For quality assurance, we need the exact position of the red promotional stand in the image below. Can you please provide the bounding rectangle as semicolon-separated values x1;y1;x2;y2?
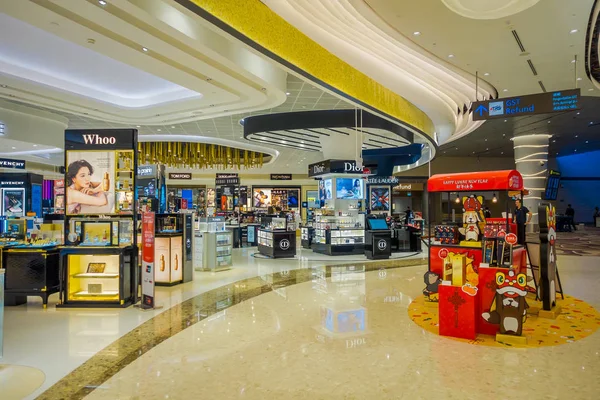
426;170;527;339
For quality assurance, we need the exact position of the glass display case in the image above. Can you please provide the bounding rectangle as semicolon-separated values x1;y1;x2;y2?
257;228;296;258
116;150;135;214
313;215;365;256
67;218;133;247
58;246;136;307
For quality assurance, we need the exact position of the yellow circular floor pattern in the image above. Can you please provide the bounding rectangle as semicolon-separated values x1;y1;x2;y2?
408;294;600;348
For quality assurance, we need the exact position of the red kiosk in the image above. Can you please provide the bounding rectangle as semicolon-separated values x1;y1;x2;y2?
426;170;528;340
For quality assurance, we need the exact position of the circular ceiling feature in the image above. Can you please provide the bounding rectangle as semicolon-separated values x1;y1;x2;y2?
441;0;541;19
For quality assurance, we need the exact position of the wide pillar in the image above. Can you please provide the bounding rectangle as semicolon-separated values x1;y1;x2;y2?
513;134;550;229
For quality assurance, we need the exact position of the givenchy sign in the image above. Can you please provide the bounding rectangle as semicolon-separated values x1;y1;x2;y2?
0;158;26;169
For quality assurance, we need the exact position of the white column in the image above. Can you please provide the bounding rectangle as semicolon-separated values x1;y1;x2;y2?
513;134;551;229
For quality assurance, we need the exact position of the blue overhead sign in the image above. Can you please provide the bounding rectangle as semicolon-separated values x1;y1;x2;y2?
472;89;580;121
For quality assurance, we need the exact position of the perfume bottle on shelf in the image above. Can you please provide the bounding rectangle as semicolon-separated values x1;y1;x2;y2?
160;254;165;272
102;172;110;192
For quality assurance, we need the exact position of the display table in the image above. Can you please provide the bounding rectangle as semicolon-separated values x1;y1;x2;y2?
58;246;137;308
364;230;391;260
258;229;296;258
3;247;60;307
154;233;183;286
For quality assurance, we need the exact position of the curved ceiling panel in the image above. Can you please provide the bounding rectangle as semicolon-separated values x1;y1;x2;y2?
180;0;436;149
441;0;541;20
261;0;497;144
0;0;287;124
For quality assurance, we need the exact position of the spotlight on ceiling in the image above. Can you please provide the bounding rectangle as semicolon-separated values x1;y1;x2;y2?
492;193;498;203
570;29;578;34
142;47;148;52
455;194;460;204
448;54;455;58
483;72;490;76
413;31;421;36
99;0;107;5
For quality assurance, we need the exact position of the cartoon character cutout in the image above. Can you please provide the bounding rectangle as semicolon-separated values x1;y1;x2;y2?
458;195;483;241
542;205;557;307
423;271;441;302
482;269;529;336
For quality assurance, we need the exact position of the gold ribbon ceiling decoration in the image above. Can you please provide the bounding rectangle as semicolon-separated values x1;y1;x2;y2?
137;142;267;170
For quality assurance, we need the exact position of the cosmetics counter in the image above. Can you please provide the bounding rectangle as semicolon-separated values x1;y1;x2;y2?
153;213;193;286
312;214;365;256
257;217;296;259
194;217;233;271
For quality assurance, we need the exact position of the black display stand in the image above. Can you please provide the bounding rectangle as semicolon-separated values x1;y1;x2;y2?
57;246;137;308
408;226;422;252
3;247;60;307
243;224;260;247
391;228;410;252
0;172;44;218
227;226;242;248
258;229;296;258
365;230;391;260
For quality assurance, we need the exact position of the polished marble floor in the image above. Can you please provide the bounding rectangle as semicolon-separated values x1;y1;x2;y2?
77;255;600;400
1;244;426;399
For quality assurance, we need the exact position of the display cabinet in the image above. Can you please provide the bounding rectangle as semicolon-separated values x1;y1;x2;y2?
301;226;315;249
258;228;296;258
201;230;233;271
313;215;365;256
154;233;183;285
58;246;136;308
3;247;60;307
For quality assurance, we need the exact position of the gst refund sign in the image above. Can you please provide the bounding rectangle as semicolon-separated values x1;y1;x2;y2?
472;89;580;121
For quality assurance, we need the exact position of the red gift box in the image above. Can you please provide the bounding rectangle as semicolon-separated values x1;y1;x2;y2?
439;285;476;340
477;267;503;336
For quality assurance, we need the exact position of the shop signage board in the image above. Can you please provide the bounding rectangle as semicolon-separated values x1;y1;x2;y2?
215;173;239;185
394;183;424;191
137;165;156;177
308;159;365;177
169;173;192;180
472;89;580;121
0;158;26;169
271;174;292;180
141;212;155;309
427;170;523;192
366;176;399;185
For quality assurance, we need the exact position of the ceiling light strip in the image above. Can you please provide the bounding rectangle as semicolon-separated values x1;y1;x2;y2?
325;128;350;136
283;129;320;139
247;137;319;152
304;128;331;137
363;130;409;145
264;131;320;144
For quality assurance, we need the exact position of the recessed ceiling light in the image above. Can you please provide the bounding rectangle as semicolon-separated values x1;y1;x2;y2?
486;148;489;151
448;54;455;58
570;29;578;34
553;140;556;142
503;89;508;92
11;147;16;149
157;129;161;131
472;151;475;154
548;121;551;123
286;92;290;96
207;130;211;133
171;126;175;128
576;135;579;137
98;0;107;5
485;138;488;141
484;72;490;76
142;47;148;52
586;140;589;143
575;149;578;152
413;31;421;36
501;152;504;155
504;120;507;123
589;88;594;91
577;77;582;81
577;112;580;115
571;59;576;63
33;144;37;147
136;125;140;128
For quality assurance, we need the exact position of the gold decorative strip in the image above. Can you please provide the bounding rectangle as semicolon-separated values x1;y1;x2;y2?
187;0;435;138
138;142;266;169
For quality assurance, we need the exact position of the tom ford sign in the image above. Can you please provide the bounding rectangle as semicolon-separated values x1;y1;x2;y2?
169;173;192;180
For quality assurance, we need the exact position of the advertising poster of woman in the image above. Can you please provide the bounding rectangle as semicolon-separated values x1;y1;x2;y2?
66;151;115;214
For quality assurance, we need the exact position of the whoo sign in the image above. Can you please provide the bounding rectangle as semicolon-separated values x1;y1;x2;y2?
65;129;137;150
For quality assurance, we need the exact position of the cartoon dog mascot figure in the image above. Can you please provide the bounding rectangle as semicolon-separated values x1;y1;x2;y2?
423;271;442;302
482;269;529;335
459;195;484;241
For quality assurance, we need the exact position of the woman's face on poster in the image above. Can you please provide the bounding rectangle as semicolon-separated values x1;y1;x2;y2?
73;167;92;189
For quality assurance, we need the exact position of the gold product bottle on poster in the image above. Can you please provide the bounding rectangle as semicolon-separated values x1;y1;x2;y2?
160;254;165;271
102;172;110;192
174;254;178;270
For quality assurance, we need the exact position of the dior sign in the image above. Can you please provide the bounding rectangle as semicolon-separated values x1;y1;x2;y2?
344;162;362;172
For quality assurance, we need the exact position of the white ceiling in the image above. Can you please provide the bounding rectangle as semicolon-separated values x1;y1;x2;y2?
1;74;361;173
0;0;288;124
0;13;200;108
365;0;596;99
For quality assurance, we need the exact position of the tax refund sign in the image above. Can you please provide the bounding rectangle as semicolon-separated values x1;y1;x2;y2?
472;89;580;121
